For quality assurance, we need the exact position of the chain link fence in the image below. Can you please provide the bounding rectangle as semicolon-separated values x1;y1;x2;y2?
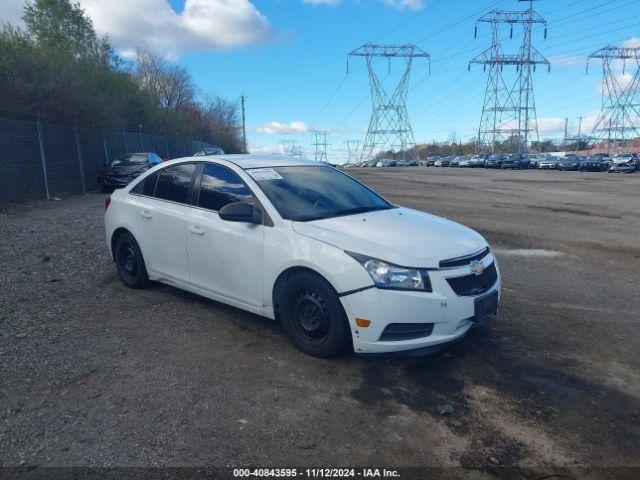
0;116;215;204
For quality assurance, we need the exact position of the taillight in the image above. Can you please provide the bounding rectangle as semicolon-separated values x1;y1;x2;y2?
105;195;111;210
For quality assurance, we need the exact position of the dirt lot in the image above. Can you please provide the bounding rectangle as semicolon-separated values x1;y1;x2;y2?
1;168;639;476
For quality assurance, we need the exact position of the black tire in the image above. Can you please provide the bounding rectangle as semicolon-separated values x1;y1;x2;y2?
114;231;149;289
278;272;351;358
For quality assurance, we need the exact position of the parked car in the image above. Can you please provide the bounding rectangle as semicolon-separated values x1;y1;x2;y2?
579;157;608;172
586;153;612;168
458;156;474;167
609;154;636;173
467;156;486;168
502;153;533;169
537;157;559;169
527;154;545;168
484;154;506;168
426;158;436;167
98;152;163;192
449;156;466;167
193;146;225;156
105;155;501;358
557;156;583;171
396;159;419;167
434;157;451;167
375;159;397;167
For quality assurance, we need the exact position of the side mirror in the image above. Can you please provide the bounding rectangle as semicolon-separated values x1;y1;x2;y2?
219;201;260;224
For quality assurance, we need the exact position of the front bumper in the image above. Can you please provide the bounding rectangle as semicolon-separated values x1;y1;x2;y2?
340;254;501;355
609;165;634;172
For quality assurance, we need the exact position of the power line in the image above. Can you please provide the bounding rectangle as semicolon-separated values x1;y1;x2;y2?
347;43;431;163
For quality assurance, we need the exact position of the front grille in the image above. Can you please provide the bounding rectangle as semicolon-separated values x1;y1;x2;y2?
379;323;434;341
439;247;490;269
446;262;498;296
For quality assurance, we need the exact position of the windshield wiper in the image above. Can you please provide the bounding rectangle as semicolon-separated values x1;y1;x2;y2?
333;205;393;218
292;205;393;222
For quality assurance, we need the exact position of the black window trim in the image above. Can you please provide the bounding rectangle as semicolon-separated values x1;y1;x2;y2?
192;162;273;227
130;161;273;227
244;164;395;222
129;162;199;206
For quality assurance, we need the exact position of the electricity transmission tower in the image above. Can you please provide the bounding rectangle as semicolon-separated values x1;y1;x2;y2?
279;139;304;158
587;46;640;153
312;130;330;163
345;139;361;164
469;0;549;154
348;43;430;164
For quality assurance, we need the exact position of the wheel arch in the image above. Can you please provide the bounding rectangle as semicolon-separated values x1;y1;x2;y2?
110;227;133;260
271;266;338;322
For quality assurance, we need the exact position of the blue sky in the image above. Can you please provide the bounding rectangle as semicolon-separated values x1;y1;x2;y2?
178;0;639;159
3;0;640;160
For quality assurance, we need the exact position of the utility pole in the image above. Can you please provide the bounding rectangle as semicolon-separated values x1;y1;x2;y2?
469;0;549;154
587;46;640;153
240;95;247;153
348;43;430;164
576;116;584;152
563;117;568;151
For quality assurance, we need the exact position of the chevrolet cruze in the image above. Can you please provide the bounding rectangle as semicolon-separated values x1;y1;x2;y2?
104;155;501;358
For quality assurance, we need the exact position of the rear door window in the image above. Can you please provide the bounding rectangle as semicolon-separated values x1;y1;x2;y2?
154;164;197;204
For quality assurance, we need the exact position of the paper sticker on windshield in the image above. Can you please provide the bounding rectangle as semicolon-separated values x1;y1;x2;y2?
248;168;283;181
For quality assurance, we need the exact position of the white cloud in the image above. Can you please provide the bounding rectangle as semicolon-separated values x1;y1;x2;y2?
599;73;640;97
621;37;640;48
537;117;567;136
379;0;424;10
537;116;598;137
255;121;310;134
1;0;274;55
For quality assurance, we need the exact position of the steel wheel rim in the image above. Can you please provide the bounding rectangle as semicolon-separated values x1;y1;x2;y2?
291;290;330;343
118;243;137;278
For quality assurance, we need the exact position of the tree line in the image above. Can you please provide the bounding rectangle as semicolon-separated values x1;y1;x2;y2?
0;0;244;153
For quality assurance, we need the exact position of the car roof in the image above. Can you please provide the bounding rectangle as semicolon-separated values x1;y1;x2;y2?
163;154;319;169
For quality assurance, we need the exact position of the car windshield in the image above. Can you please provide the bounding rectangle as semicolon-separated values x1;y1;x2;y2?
248;165;394;222
111;153;148;166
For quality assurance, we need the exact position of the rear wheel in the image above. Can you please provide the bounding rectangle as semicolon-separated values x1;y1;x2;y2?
114;232;149;289
279;272;351;358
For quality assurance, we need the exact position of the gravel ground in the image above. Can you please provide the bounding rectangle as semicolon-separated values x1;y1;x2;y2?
1;167;639;476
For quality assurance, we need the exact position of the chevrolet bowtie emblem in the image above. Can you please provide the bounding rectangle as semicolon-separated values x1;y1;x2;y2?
470;260;485;275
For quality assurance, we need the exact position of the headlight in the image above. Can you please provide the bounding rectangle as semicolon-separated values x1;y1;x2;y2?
345;252;432;292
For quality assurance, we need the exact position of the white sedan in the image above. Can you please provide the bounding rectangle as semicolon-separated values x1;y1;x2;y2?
104;155;501;358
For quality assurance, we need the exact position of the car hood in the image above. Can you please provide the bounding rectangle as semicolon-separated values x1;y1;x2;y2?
291;207;487;268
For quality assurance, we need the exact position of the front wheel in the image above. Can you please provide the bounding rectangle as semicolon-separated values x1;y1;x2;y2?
114;232;149;289
279;272;351;358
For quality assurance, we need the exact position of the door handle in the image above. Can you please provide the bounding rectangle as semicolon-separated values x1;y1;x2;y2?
140;210;152;219
189;225;205;236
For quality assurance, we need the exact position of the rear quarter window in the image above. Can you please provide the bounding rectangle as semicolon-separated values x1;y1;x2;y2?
131;173;159;197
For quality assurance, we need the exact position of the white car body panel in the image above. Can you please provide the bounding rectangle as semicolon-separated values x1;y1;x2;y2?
105;155;501;355
291;207;486;269
186;207;264;308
